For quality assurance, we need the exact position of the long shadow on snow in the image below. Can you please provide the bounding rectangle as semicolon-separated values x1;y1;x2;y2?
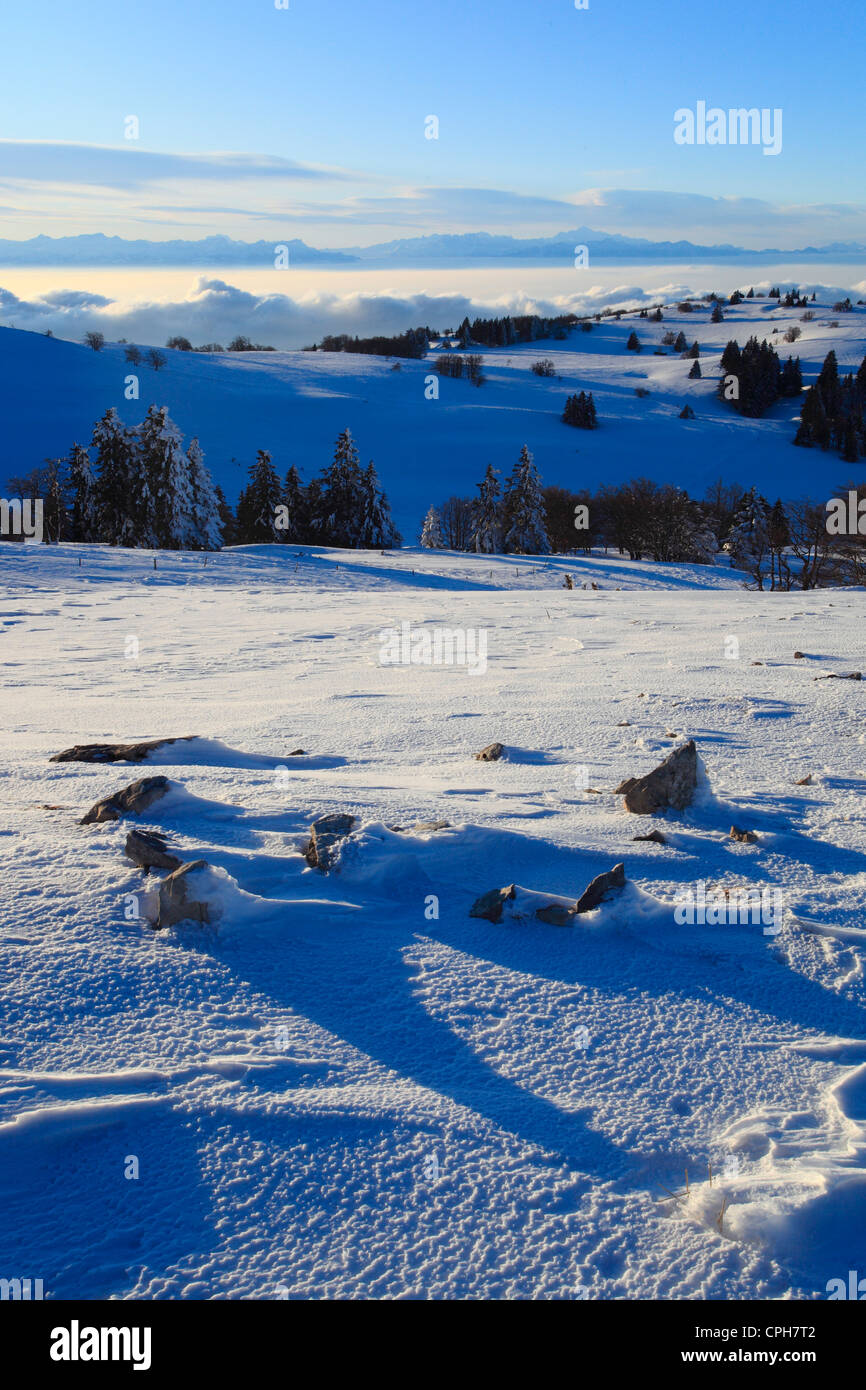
223;913;625;1180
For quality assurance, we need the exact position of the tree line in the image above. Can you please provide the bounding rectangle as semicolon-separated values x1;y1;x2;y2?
421;459;720;564
421;467;866;587
309;311;581;359
233;428;401;548
7;406;224;548
793;348;866;461
5;414;401;551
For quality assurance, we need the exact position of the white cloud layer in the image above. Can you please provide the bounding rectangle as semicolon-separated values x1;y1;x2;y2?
1;275;859;351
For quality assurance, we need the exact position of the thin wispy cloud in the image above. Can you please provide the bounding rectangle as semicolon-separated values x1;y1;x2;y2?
0;143;864;248
0;141;353;188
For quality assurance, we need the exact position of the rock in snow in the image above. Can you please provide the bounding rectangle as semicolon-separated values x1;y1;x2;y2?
615;739;698;815
470;863;627;925
469;884;517;923
304;812;357;870
475;742;505;762
51;736;198;763
80;775;171;825
152;860;213;928
575;862;627;913
125;828;182;872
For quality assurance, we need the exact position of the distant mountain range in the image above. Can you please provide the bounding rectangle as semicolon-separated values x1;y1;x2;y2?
348;229;866;262
1;229;864;267
0;234;355;266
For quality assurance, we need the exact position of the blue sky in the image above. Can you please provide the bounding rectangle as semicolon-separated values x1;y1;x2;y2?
1;0;863;246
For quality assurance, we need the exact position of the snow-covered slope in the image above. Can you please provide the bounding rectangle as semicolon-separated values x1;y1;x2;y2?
3;295;863;537
1;543;864;1299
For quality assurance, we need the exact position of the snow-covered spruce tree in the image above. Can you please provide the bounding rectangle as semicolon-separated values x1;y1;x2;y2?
92;408;137;546
277;465;305;543
357;461;402;548
470;464;502;554
42;459;68;543
236;450;283;543
681;506;718;565
502;446;551;554
725;486;772;588
314;428;365;547
420;505;445;549
214;486;237;546
67;443;99;542
137;405;194;548
185;437;223;550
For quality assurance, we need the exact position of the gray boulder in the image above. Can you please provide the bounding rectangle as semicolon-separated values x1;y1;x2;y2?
575;862;627;913
52;736;197;764
469;885;517;923
80;776;170;825
475;743;504;762
125;828;182;872
616;740;697;815
153;860;212;929
304;813;356;870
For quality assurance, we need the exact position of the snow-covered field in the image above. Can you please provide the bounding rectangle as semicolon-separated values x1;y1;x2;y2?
2;541;865;1300
3;292;865;536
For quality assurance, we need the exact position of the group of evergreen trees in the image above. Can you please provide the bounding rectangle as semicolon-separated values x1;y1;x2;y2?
234;428;402;548
452;312;576;348
793;349;866;461
561;391;598;429
421;447;551;556
311;311;580;359
314;328;430;359
721;485;863;590
48;406;224;548
421;459;724;564
15;413;401;553
718;337;802;417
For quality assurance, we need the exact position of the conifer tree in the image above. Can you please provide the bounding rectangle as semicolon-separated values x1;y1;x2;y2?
316;428;364;546
185;437;223;549
793;385;831;449
276;465;305;543
470;464;502;554
358;460;401;548
137;405;193;548
92;408;136;546
725;487;772;587
502;446;551;554
815;349;842;416
779;356;803;397
236;450;283;543
67;443;98;542
214;486;237;547
420;505;445;549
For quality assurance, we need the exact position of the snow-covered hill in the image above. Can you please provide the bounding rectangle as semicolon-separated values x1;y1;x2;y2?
3;295;864;537
1;543;865;1299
